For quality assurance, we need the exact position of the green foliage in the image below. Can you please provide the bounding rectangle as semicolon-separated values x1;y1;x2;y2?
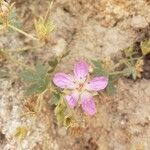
54;99;73;127
48;58;58;73
92;60;108;77
124;46;134;57
123;59;137;80
21;62;49;95
54;100;67;123
122;67;132;77
0;1;21;29
8;7;22;28
51;89;61;105
34;18;54;41
140;40;150;56
106;74;119;95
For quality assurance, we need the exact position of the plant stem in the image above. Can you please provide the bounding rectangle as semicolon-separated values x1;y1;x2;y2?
8;24;39;41
17;140;23;150
112;57;142;71
129;57;143;61
5;44;44;52
112;59;126;70
110;71;124;75
44;0;53;23
35;89;47;113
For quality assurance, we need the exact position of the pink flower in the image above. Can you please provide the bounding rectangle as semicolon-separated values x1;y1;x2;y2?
53;60;108;116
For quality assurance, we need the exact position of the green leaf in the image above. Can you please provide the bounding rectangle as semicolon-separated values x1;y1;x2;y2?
122;68;132;77
48;58;58;67
106;74;118;96
109;74;119;81
48;58;59;73
140;40;150;56
51;91;61;105
123;59;138;80
55;101;66;123
35;61;47;78
93;68;108;76
34;18;54;41
106;82;116;96
8;7;22;31
21;70;38;83
25;84;41;95
92;60;108;77
92;60;101;68
21;61;49;96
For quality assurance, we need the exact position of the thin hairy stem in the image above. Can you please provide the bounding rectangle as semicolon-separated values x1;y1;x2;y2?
5;44;44;52
110;71;124;75
44;0;53;23
8;24;39;41
35;89;47;112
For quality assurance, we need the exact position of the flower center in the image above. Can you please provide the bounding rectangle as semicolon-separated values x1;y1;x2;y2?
78;83;84;92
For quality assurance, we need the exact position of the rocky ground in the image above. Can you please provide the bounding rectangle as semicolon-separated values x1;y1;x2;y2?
0;0;150;149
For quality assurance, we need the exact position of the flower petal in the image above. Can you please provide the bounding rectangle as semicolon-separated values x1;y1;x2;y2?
74;60;89;81
81;92;96;116
53;73;75;89
86;76;108;91
65;91;79;108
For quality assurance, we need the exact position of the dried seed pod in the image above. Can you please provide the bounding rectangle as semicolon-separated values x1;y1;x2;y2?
68;123;84;137
135;59;144;78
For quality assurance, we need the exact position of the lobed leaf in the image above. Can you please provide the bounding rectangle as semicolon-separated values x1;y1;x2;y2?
106;82;116;96
122;68;132;77
106;74;119;95
21;70;38;83
35;61;47;78
21;62;49;95
92;60;109;77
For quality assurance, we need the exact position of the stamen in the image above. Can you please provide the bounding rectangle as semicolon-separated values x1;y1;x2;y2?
78;83;84;91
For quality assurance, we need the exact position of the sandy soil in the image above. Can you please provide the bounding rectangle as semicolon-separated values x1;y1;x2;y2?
0;0;150;149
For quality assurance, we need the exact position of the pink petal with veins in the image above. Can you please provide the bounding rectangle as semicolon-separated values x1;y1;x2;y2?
86;76;108;91
81;92;96;116
74;60;89;81
65;91;79;108
53;73;75;89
